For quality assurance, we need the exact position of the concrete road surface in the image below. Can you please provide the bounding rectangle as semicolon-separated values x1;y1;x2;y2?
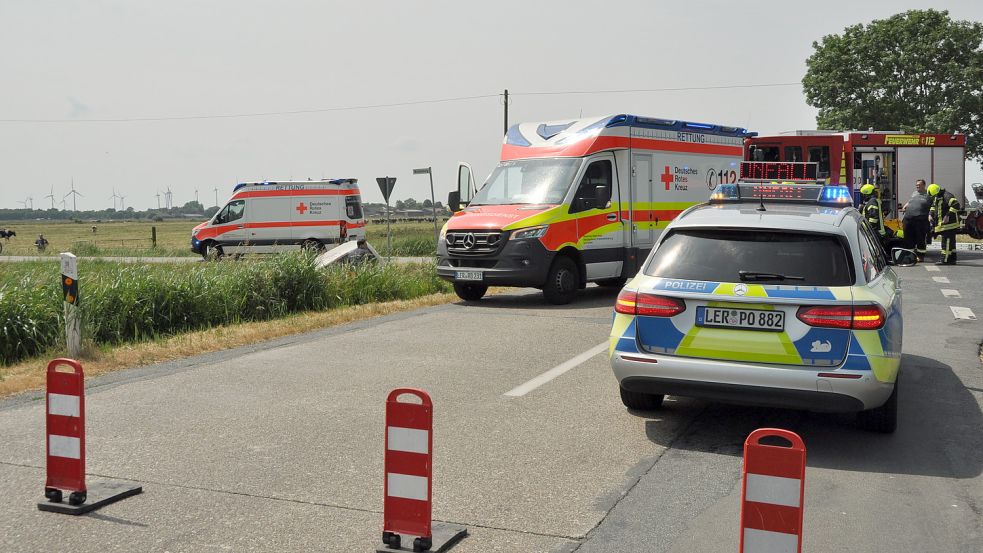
1;255;980;552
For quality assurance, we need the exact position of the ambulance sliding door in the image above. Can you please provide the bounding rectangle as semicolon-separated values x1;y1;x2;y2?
630;153;656;259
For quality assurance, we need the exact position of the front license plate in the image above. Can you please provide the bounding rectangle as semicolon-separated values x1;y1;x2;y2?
696;306;784;332
455;271;484;282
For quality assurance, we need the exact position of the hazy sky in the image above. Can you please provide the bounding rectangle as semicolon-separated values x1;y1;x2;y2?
1;0;981;211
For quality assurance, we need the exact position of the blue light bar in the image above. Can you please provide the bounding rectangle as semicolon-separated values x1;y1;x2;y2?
818;185;853;206
683;122;715;130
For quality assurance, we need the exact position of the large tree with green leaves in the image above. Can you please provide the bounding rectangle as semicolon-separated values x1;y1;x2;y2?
803;9;983;167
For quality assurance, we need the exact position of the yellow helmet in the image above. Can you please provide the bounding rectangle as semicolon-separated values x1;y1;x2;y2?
927;183;941;196
860;184;876;195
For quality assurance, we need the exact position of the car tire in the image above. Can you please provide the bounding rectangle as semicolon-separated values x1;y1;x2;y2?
543;256;579;305
454;283;488;302
204;242;223;261
596;277;627;288
302;239;323;253
857;377;898;433
619;386;665;411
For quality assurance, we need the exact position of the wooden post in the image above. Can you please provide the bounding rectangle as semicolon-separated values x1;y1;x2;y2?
60;253;81;357
151;226;157;248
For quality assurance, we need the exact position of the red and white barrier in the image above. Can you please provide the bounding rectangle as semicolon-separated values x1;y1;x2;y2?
740;428;806;553
383;388;433;551
44;358;87;505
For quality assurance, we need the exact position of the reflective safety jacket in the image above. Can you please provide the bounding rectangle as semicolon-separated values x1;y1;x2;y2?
863;197;887;236
930;190;961;233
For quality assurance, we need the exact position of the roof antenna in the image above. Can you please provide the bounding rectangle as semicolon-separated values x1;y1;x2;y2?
756;187;766;212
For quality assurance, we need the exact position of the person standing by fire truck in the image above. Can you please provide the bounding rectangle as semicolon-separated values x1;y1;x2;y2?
861;183;904;254
929;183;961;265
902;179;931;262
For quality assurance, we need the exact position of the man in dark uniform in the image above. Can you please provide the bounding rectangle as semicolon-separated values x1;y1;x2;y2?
861;183;904;254
928;183;961;265
902;179;931;262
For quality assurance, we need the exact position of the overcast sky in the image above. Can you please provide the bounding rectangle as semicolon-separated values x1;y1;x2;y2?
1;0;981;211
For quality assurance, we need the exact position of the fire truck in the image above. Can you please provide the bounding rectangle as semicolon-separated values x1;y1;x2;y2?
744;131;978;236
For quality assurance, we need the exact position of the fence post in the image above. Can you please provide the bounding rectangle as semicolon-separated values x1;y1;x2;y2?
151;226;157;248
60;253;81;357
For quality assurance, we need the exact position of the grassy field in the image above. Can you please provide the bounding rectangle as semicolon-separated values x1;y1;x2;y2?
0;219;441;257
0;254;450;367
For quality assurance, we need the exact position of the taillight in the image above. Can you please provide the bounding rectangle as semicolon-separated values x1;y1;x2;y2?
615;290;685;317
796;305;885;330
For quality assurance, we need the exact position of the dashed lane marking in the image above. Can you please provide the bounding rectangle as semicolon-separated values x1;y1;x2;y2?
950;306;977;320
504;342;608;397
933;276;951;284
925;265;940;272
941;289;961;298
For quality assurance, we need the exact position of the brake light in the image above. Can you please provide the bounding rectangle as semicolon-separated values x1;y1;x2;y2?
615;290;685;317
796;305;885;330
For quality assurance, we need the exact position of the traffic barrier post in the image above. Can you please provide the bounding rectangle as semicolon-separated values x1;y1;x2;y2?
39;359;142;515
739;428;807;553
380;388;466;553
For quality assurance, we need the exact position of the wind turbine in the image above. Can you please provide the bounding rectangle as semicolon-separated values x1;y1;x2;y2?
213;187;219;207
59;198;67;210
64;178;83;211
119;194;126;211
44;186;55;209
27;196;34;210
109;189;121;210
165;187;173;209
194;188;199;204
17;199;27;209
155;190;162;209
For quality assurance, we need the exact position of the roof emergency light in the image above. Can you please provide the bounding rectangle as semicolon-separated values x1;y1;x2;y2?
710;162;853;207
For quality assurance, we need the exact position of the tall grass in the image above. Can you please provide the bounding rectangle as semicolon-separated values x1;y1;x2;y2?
0;254;448;366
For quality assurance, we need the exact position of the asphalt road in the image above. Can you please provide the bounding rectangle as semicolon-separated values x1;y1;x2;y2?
0;254;980;552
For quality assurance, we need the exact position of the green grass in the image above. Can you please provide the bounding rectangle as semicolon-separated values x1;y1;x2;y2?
0;254;449;366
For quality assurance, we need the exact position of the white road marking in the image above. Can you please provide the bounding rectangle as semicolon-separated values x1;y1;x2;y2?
941;289;961;298
925;265;940;272
504;342;608;397
933;276;951;284
950;306;977;320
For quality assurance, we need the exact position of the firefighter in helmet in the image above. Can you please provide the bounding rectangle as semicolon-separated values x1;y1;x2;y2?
928;183;961;265
861;183;904;255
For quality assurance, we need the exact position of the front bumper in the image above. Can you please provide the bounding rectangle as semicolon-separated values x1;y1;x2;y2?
190;237;203;254
611;349;894;412
437;236;554;288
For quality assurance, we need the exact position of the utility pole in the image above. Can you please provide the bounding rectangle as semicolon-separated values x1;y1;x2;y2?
503;88;509;136
214;187;218;207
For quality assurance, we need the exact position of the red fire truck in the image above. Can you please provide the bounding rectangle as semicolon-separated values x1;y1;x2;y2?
744;131;977;235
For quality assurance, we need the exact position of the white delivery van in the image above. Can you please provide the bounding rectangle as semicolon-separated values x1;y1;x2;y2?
191;179;366;259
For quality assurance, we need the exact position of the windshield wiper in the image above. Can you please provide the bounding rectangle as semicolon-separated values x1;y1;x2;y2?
738;270;805;282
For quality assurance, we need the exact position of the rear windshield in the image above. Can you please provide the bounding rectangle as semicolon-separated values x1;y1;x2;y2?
644;229;853;286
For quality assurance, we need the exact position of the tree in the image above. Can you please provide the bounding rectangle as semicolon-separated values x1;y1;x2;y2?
422;198;433;208
803;9;983;167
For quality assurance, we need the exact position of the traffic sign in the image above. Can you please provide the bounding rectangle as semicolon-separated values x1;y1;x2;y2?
376;177;397;203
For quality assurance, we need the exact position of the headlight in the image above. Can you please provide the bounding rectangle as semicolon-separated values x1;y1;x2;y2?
439;223;449;241
510;225;549;240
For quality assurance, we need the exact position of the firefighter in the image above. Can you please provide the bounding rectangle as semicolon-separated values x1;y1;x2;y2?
861;183;903;254
901;179;931;262
928;183;961;265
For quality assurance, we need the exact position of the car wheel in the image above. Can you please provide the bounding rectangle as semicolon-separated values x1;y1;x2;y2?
454;283;488;301
596;278;627;288
543;256;579;304
204;242;223;261
857;377;898;433
302;239;324;252
619;386;665;410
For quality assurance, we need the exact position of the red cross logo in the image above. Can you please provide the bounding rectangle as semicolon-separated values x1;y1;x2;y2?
660;166;674;190
296;202;308;215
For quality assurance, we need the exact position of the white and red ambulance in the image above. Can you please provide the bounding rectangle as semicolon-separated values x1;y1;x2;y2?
439;114;756;303
191;179;366;259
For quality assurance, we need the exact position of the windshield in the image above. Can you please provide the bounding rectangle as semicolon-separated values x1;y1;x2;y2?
644;229;853;286
469;158;581;206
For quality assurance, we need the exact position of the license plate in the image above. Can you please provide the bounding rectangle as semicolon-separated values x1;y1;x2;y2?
455;271;484;281
696;306;785;332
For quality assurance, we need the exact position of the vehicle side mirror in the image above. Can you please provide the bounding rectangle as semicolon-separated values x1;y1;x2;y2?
595;185;611;207
448;191;461;213
891;248;917;266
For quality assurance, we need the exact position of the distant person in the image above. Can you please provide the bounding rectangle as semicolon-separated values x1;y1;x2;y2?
929;183;962;265
901;179;931;262
35;234;48;252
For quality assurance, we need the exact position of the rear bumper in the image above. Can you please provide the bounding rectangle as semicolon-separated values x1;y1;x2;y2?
611;350;894;412
437;237;554;288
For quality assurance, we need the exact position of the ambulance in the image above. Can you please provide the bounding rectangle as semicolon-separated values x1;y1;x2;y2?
437;114;756;303
191;179;366;259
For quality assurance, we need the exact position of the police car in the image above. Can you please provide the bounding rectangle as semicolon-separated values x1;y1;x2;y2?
609;162;909;432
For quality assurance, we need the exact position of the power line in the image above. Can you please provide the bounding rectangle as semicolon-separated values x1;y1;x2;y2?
0;82;802;124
